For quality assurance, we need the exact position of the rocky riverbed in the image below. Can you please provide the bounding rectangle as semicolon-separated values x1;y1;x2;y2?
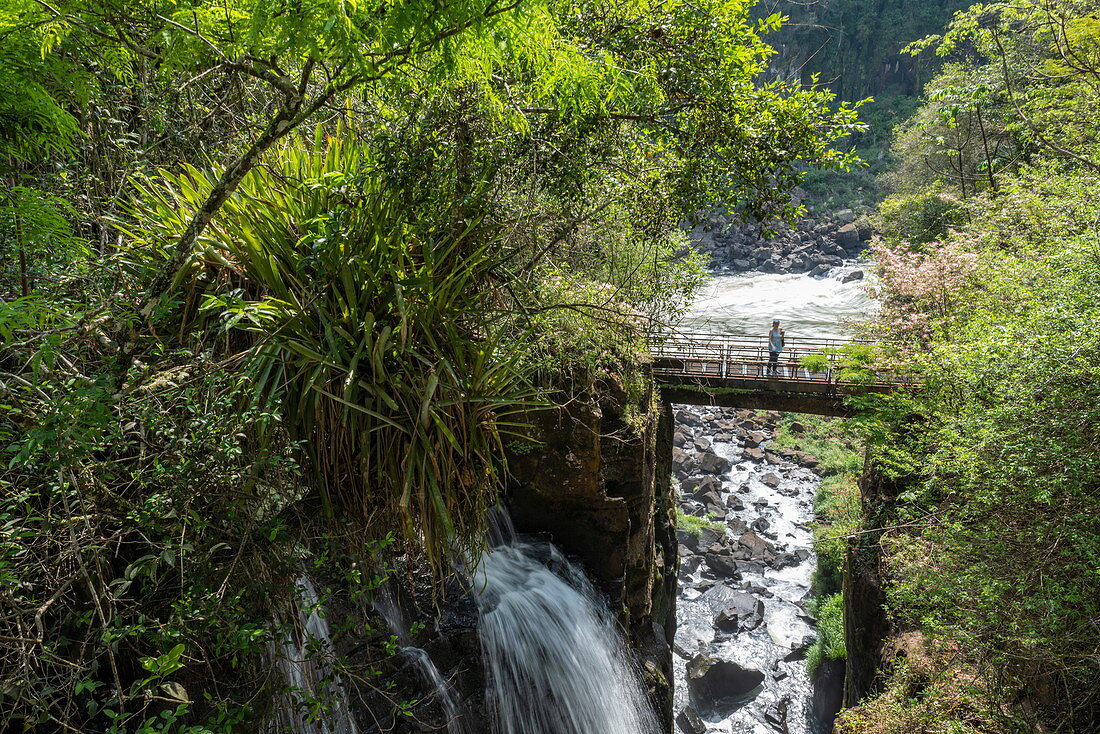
671;405;839;734
688;210;873;276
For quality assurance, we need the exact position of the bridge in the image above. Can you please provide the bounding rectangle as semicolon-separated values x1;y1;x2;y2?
650;332;908;417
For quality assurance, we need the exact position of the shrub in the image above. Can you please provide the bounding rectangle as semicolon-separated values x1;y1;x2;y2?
875;189;966;246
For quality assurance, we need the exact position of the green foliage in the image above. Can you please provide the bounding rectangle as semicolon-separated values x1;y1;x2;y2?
122;134;534;570
0;186;88;297
0;0;875;727
861;147;1100;728
0;366;315;729
676;507;726;537
806;592;847;675
799;353;832;374
875;189;967;246
0;19;82;165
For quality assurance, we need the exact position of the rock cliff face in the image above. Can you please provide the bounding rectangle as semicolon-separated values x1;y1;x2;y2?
753;0;973;101
505;374;678;729
842;457;902;707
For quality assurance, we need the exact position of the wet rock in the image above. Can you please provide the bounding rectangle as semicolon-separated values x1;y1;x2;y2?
743;430;768;448
734;560;765;575
676;706;707;734
672;447;693;471
695;489;723;507
727;518;749;535
679;555;703;575
703;553;741;578
675;409;703;427
764;697;790;733
743;447;764;461
741;582;772;598
841;269;864;283
683;475;722;495
784;635;816;662
693;437;712;452
737;532;775;558
704;505;726;521
751;517;770;533
771;550;810;570
713;432;735;443
761;472;781;488
677;522;723;551
725;495;745;512
713;592;765;631
697;452;733;475
686;654;765;715
673;431;689;447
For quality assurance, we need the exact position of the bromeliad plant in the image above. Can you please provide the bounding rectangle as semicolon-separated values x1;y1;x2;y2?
122;133;534;568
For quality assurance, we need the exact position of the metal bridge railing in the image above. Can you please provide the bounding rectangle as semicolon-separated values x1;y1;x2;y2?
647;331;909;388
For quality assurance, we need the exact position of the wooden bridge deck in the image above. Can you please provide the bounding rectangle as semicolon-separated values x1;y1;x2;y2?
650;332;907;416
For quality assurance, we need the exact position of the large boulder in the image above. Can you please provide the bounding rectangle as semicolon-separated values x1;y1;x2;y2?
841;269;864;284
675;409;703;427
686;654;765;715
703;553;741;578
735;532;777;567
695;490;722;507
683;475;722;495
836;223;860;249
677;524;724;553
713;592;765;632
743;431;767;448
697;452;733;475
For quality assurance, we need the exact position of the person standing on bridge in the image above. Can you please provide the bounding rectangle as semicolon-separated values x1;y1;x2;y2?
768;318;785;376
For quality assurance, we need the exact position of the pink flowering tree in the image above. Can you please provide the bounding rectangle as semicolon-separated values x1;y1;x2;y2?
869;237;984;347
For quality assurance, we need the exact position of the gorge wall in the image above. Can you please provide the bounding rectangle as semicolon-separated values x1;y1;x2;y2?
505;374;678;729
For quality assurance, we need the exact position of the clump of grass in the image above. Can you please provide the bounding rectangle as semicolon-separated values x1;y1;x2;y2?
772;413;863;476
676;507;725;538
773;413;865;594
806;592;847;675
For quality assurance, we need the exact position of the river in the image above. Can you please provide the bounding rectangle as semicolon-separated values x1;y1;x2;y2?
671;260;874;734
680;263;875;340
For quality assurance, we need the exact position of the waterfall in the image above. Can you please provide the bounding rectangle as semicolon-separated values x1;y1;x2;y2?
268;576;358;734
474;536;660;734
374;586;463;734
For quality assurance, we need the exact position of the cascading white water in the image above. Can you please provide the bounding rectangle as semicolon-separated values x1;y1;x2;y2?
268;577;358;734
682;264;875;338
474;537;660;734
374;586;463;734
